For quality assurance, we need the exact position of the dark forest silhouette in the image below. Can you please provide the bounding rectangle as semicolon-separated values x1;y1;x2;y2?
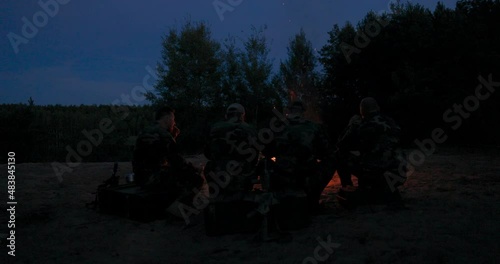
2;0;499;163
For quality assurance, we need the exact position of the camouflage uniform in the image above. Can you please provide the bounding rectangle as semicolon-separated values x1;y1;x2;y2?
336;112;403;189
133;123;203;205
265;113;334;210
204;119;259;195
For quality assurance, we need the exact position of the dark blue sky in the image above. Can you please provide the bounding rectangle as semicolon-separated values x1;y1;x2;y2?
1;0;457;105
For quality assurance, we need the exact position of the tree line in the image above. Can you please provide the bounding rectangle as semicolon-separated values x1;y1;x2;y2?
0;103;154;163
148;0;500;149
3;0;499;163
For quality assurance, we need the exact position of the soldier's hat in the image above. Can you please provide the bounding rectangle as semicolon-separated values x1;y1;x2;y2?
288;100;306;112
226;103;245;115
360;97;380;117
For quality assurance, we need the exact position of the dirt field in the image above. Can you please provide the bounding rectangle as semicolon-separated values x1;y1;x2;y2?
1;146;499;264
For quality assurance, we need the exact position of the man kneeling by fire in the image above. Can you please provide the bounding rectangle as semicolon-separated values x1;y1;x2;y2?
203;103;263;236
335;97;407;207
264;100;335;215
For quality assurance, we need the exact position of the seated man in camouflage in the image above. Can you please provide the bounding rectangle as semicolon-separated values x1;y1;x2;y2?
203;104;265;234
265;100;334;213
336;97;405;203
204;103;259;198
132;106;203;210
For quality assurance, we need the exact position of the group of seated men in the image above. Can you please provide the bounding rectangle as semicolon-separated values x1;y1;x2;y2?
131;97;407;222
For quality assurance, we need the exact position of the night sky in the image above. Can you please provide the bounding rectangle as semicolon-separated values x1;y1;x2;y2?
1;0;458;105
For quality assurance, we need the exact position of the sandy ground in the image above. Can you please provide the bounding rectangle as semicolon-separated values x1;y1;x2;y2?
1;146;499;264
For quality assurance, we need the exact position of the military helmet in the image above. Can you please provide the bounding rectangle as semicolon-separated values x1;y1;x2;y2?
360;97;380;117
226;103;245;115
288;100;306;112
